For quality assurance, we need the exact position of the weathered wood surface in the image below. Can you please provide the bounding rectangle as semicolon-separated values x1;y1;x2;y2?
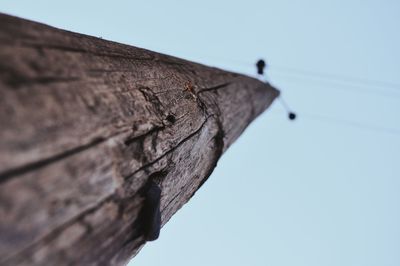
0;13;279;266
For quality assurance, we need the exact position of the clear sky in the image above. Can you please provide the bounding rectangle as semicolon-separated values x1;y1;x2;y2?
1;1;399;265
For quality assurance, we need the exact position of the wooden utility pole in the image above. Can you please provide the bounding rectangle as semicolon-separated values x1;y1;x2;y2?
0;14;279;266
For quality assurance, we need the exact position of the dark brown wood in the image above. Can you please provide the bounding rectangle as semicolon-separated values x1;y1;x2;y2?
0;13;279;266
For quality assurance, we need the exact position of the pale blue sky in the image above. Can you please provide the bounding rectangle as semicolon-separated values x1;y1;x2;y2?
2;1;399;265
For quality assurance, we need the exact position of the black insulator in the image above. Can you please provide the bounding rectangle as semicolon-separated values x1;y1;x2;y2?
288;112;296;120
143;181;162;241
256;59;266;75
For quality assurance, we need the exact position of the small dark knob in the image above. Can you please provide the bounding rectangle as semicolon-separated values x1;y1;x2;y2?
256;59;266;75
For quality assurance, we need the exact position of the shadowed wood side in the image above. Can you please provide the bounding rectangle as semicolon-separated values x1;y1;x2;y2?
0;13;279;266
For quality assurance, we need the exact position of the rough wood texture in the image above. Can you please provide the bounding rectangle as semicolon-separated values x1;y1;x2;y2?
0;13;279;266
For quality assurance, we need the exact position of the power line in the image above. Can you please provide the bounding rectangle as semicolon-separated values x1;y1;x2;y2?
271;64;400;92
270;73;400;100
269;95;400;137
297;112;400;137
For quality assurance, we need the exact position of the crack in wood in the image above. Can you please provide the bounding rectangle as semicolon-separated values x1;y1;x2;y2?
197;82;231;94
124;115;214;181
124;125;165;146
0;137;105;184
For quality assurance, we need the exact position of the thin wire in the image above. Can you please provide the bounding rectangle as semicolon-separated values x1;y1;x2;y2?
278;96;291;112
271;73;400;100
269;109;400;137
271;97;400;137
271;64;400;92
301;112;400;137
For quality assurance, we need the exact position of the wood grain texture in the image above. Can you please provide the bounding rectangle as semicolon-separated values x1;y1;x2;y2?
0;13;279;266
